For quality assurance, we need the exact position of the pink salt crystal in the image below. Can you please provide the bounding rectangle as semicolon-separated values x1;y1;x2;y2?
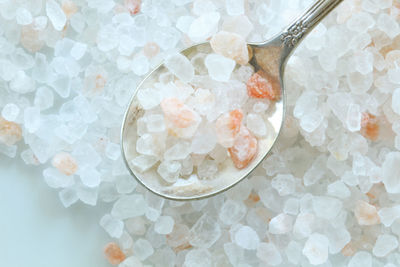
166;224;192;253
52;152;78;176
20;25;45;53
143;42;160;58
247;70;281;101
354;200;380;226
62;0;78;19
161;98;197;128
124;0;141;15
104;242;126;265
228;126;258;169
215;109;243;148
210;31;249;65
360;112;379;141
0;117;22;146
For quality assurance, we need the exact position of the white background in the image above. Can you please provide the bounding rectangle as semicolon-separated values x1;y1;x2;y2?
0;154;112;267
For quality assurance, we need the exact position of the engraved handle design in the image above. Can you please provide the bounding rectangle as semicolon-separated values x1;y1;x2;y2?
281;0;343;49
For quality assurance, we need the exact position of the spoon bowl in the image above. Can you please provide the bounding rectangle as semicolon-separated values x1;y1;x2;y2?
121;0;343;200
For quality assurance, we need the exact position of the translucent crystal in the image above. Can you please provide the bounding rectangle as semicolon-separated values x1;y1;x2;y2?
392;88;400;115
188;12;220;42
377;13;400;38
197;159;218;179
1;103;20;122
34;87;54;110
79;167;101;187
269;213;293;234
111;194;147;220
382;152;400;194
372;234;398;257
130;155;158;173
312;196;342;219
184;249;212;267
346;103;361;132
348;251;372;267
346;12;375;32
302;233;329;265
133;239;154;261
246;113;267;137
46;0;67;31
219;199;246;225
285;241;302;265
155;216;174;235
136;134;157;156
205;54;235;82
58;188;78;208
16;7;33;25
271;174;295;196
189;214;221;248
327;180;350;199
256;243;282;266
164;141;191;161
100;214;124;238
146;114;165;133
233;225;259;250
378;205;400;227
225;0;244;16
165;53;194;83
137;88;162;110
157;161;181;183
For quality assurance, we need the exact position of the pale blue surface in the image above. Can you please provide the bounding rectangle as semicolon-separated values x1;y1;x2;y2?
0;155;112;267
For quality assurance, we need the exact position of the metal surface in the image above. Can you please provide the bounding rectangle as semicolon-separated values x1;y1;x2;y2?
121;0;344;200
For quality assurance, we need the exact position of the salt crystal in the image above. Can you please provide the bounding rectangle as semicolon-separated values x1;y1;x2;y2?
327;180;350;199
378;205;400;227
346;12;375;32
188;12;220;42
392;88;400;115
269;213;293;234
137;88;162;110
302;233;329;265
205;54;235;82
131;54;149;76
164;142;191;161
197;159;218;179
116;175;137;195
120;256;143;267
157;160;181;183
210;31;249;65
136;134;157;156
133;239;154;261
347;71;373;94
0;143;17;158
192;0;216;16
283;198;299;215
348;251;372;267
10;70;35;94
111;194;147;220
130;155;158;173
16;7;33;25
256;243;282;266
225;0;244;16
191;124;217;154
377;13;400;39
246;113;267;137
46;0;67;31
353;50;373;75
189;214;221;248
312;196;342;219
233;225;259;250
219;199;246;225
346;103;361;132
285;241;302;265
43;168;75;188
1;103;20;122
372;234;398;257
176;16;194;33
155;216;174;235
223;243;244;266
180;156;193;176
184;249;212;267
58;188;78;208
104;243;126;265
145;191;164;221
52;152;78;176
106;142;121;161
34;87;54;111
354;200;380;226
79;167;101;187
209;145;228;163
100;214;124;238
382;152;400;194
271;174;295;196
70;42;87;60
146;114;165;133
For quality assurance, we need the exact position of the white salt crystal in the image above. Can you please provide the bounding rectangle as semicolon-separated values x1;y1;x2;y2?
205;54;235;82
346;103;361;132
146;114;165;133
77;186;98;206
234;225;259;250
224;243;243;266
377;13;400;39
24;107;41;133
136;134;157;156
184;249;212;267
312;196;342;219
246;113;267;137
70;42;87;60
34;87;54;111
192;0;216;16
382;152;400;194
130;155;158;173
188;12;220;42
225;0;244;16
111;194;147;220
120;256;143;267
16;7;33;25
378;205;400;227
346;12;375;32
388;68;400;84
176;16;194;33
302;233;329;265
256;243;282;266
392;88;400;115
100;214;124;238
1;103;20;122
10;71;35;94
155;216;174;235
325;227;351;254
46;0;67;31
347;72;373;94
373;234;398;257
79;167;101;188
209;145;228;163
0;144;17;158
157;161;181;183
353;50;373;75
285;241;302;265
133;239;154;261
269;213;293;234
132;54;149;76
43;168;75;188
284;198;299;215
348;251;372;267
271;174;295;196
197;159;218;180
164;142;191;161
137;88;162;110
219;199;246;225
180;156;194;176
105;142;120;161
327;180;350;199
222;15;253;39
191;124;217;154
59;188;78;208
189;214;221;248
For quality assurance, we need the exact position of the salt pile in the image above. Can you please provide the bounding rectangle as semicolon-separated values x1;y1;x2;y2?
0;0;400;266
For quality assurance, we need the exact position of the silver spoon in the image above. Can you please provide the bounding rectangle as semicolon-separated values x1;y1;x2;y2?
121;0;344;200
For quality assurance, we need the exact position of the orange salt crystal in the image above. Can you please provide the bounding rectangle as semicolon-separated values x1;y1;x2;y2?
215;109;243;148
360;113;379;141
354;200;380;226
161;98;196;128
247;192;260;203
341;242;357;257
104;242;126;265
229;109;243;135
0;117;22;146
228;126;258;169
62;0;78;19
143;42;160;58
246;70;280;101
51;152;78;176
124;0;141;15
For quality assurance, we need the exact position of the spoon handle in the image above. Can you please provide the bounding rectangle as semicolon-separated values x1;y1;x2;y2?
280;0;343;52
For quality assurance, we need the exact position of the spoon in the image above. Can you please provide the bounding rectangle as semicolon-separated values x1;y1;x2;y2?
121;0;344;200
